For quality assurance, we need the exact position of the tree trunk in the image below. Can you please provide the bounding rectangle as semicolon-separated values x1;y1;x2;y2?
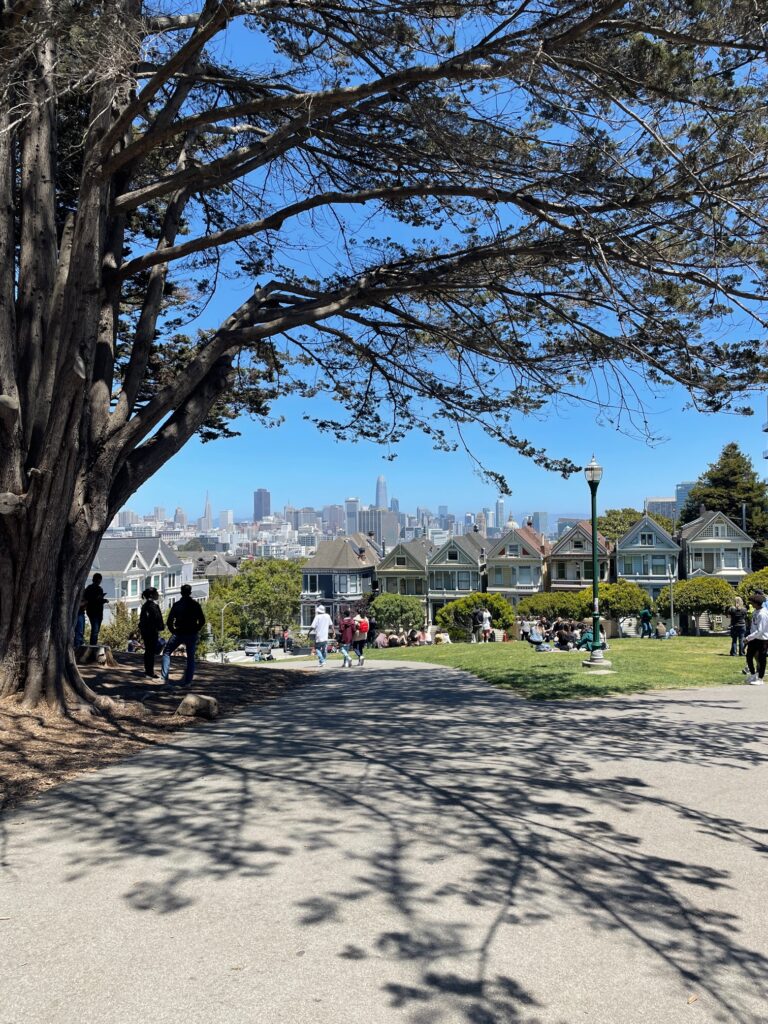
0;514;103;710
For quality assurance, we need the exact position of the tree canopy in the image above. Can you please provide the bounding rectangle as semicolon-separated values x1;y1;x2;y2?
436;592;515;641
679;444;768;568
370;593;425;632
205;558;303;643
5;0;768;708
597;508;675;544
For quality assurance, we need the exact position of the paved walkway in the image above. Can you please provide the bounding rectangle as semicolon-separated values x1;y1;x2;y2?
2;663;767;1024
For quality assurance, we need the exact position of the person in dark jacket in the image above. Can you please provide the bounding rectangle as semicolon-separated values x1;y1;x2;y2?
82;573;108;645
728;598;748;657
139;587;165;679
161;584;206;686
338;608;356;668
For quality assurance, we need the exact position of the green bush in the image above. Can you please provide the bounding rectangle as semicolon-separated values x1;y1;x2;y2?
658;577;735;633
574;580;651;620
738;568;768;602
370;593;425;632
99;601;141;651
436;593;515;642
516;591;582;620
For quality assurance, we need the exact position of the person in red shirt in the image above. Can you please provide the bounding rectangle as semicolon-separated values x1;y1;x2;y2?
338;608;356;668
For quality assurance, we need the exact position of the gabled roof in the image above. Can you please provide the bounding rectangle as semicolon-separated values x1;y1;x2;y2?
303;533;382;571
549;521;611;556
92;538;182;574
428;532;486;566
617;513;680;551
486;525;549;560
679;510;753;544
378;536;434;572
193;551;238;577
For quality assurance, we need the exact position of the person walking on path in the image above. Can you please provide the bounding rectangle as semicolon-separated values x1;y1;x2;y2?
161;584;206;687
82;573;108;646
139;588;164;679
353;611;369;666
728;598;748;657
639;606;653;639
338;609;356;668
309;604;334;666
744;590;768;685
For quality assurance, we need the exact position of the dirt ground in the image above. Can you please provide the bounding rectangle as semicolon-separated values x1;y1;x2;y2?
0;655;310;812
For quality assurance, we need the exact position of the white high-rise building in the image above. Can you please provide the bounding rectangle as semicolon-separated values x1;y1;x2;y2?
219;509;234;529
375;475;388;510
495;498;505;531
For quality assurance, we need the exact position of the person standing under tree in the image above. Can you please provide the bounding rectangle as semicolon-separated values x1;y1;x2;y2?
728;597;748;657
639;606;653;639
745;590;768;686
481;606;493;643
161;584;206;687
82;573;108;646
139;588;164;679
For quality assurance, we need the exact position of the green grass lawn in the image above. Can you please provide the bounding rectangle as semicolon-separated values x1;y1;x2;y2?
364;637;749;699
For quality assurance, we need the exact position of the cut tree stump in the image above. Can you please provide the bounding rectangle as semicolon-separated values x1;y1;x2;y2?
75;645;117;668
176;693;219;719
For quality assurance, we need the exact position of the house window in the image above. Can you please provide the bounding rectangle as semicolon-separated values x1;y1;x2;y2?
651;557;667;576
447;550;458;561
723;549;739;568
444;572;456;590
457;571;471;590
713;524;722;538
414;579;424;595
493;566;503;585
622;558;634;575
583;562;592;579
120;580;128;598
518;565;532;585
556;561;566;580
395;556;406;566
337;574;349;593
301;605;315;628
305;573;318;593
639;533;654;546
573;539;584;550
152;573;162;589
506;544;519;556
432;571;442;589
129;578;139;597
386;578;398;593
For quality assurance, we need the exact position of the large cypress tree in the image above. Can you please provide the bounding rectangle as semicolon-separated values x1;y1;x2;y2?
679;443;768;568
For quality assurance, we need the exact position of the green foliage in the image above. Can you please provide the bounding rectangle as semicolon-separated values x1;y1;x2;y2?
656;582;685;618
575;580;652;619
737;568;768;602
670;577;735;619
100;602;140;652
436;593;515;642
597;508;675;543
370;594;425;632
206;558;303;646
516;591;582;620
679;443;768;568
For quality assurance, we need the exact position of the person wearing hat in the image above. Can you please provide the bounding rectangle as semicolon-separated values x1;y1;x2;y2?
309;604;334;667
744;590;768;685
139;587;164;679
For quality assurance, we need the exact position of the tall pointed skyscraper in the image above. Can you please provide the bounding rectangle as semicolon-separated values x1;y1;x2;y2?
375;474;388;509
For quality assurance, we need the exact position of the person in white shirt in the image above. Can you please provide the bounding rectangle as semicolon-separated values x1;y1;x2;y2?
481;607;492;643
744;590;768;685
309;604;334;667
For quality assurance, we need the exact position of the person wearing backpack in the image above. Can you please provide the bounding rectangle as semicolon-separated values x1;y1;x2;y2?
353;611;369;666
338;608;356;668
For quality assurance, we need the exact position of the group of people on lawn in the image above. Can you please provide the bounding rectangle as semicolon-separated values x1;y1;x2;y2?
519;616;610;652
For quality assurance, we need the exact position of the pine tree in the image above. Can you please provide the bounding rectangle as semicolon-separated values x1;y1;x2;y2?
679;444;768;568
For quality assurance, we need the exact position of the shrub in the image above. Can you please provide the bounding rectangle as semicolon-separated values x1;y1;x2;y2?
660;577;735;633
370;593;425;632
574;580;652;620
99;602;141;651
738;568;768;603
436;593;515;642
516;591;582;620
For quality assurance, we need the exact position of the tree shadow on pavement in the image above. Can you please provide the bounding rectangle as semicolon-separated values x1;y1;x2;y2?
4;666;768;1023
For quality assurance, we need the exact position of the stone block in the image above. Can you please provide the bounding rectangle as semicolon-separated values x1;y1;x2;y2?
176;693;219;719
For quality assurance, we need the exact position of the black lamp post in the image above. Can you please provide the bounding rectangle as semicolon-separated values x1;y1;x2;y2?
583;456;611;669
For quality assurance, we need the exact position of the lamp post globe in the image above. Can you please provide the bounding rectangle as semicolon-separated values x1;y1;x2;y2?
583;456;611;670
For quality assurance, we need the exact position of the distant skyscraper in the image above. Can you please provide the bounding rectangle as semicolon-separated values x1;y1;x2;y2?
476;511;487;535
495;498;505;532
154;506;166;523
375;475;388;509
118;508;139;527
323;504;345;533
345;497;360;535
173;507;187;527
645;497;676;522
199;492;213;532
675;482;696;519
390;497;399;514
253;488;271;521
358;508;400;547
532;511;548;535
219;509;234;529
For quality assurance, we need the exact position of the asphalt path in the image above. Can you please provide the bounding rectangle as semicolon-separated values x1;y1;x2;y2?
2;662;767;1024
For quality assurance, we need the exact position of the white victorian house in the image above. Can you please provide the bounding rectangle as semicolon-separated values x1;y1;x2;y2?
485;524;548;607
548;521;611;591
426;533;485;622
616;514;680;601
679;510;754;584
91;538;208;621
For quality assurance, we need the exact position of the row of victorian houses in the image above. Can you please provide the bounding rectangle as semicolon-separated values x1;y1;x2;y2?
299;511;756;626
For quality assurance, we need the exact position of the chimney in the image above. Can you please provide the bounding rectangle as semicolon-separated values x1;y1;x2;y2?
699;503;706;516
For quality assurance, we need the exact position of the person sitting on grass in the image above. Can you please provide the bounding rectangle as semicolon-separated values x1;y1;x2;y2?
655;620;668;639
374;631;389;649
